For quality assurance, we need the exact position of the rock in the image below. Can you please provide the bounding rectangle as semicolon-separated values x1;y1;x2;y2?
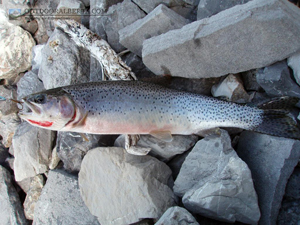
174;130;260;224
38;28;90;89
167;150;191;180
0;142;8;165
277;200;300;225
20;20;38;35
236;131;300;225
283;168;300;199
142;0;300;79
119;4;189;57
23;175;44;220
256;60;300;97
241;69;262;92
197;0;252;20
17;177;33;194
0;24;35;82
55;0;85;23
211;74;251;103
1;0;30;26
287;51;300;86
49;145;61;170
155;206;199;225
17;71;45;100
12;122;55;181
115;134;198;161
79;147;175;225
31;44;45;74
56;132;102;172
0;113;20;148
0;165;28;225
33;169;99;225
0;86;18;115
91;0;146;52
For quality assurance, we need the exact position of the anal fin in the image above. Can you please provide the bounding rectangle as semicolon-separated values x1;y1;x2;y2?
149;130;173;142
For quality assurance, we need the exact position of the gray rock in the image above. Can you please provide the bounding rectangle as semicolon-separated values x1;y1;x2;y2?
0;86;18;115
155;206;199;225
0;25;35;82
0;166;28;225
115;134;198;161
17;177;33;194
237;131;300;225
132;0;185;13
287;51;300;86
79;147;175;225
23;175;44;220
38;28;90;89
256;60;300;97
31;44;45;74
33;169;99;225
17;71;45;100
241;69;262;92
197;0;252;20
211;74;251;103
142;0;300;79
55;0;85;23
119;4;189;57
12;122;55;181
174;130;260;224
56;132;102;172
90;0;146;52
0;142;8;165
0;113;20;148
277;200;300;225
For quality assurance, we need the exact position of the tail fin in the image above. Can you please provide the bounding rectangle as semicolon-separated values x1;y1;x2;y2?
253;110;300;140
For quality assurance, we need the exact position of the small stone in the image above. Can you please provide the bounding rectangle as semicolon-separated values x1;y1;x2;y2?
17;177;33;194
197;0;252;20
142;0;300;79
237;131;300;225
24;175;44;220
155;206;199;225
0;142;8;165
38;28;90;89
0;113;20;148
0;165;27;225
287;51;300;86
0;86;18;115
13;122;55;181
174;130;260;224
211;74;251;103
31;44;45;74
256;60;300;97
241;69;262;92
79;147;175;225
119;4;189;57
0;24;35;82
33;170;99;225
17;71;45;100
49;145;61;170
55;0;85;23
56;132;103;172
115;134;198;161
20;20;38;35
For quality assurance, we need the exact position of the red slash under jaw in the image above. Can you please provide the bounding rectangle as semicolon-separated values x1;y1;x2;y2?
28;120;53;127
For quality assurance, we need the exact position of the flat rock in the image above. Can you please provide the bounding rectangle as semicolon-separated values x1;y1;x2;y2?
0;86;18;115
0;24;35;82
155;206;199;225
79;147;175;225
211;74;250;103
38;28;90;89
174;130;260;224
0;113;20;148
33;169;99;225
256;60;300;97
197;0;252;20
142;0;300;79
115;134;198;161
119;4;189;57
12;122;55;181
17;71;45;100
237;131;300;225
287;50;300;86
23;175;44;220
0;166;28;225
56;132;103;172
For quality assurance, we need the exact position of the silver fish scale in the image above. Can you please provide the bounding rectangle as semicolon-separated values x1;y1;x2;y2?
62;81;263;134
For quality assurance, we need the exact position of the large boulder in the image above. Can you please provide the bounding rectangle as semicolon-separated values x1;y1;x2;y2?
79;147;175;225
142;0;300;79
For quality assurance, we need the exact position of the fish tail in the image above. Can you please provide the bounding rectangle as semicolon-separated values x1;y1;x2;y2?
253;110;300;140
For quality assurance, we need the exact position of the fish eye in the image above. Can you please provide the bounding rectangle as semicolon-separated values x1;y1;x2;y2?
34;94;46;104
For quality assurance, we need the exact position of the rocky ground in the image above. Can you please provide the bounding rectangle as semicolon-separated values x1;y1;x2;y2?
0;0;300;224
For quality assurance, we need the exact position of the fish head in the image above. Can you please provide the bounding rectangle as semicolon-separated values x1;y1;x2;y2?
19;90;76;130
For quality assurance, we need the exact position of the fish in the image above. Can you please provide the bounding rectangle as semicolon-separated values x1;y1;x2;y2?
18;80;300;140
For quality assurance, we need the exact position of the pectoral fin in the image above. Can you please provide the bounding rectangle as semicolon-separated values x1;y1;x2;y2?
149;130;173;142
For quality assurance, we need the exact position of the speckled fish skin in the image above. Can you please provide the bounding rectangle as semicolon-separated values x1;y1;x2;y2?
19;81;265;136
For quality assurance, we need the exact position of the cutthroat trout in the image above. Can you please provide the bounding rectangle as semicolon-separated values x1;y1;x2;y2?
18;81;300;140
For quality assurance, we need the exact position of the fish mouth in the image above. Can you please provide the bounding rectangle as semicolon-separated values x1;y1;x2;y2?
19;99;42;117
